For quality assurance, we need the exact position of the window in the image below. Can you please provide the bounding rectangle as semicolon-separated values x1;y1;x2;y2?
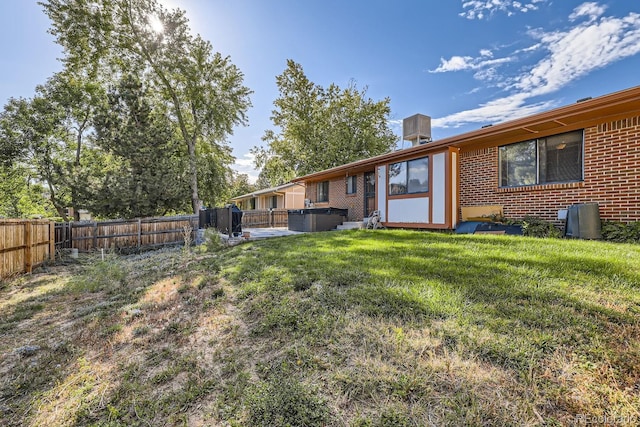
317;181;329;202
249;198;256;210
388;156;429;195
346;175;357;194
499;130;583;187
269;195;278;209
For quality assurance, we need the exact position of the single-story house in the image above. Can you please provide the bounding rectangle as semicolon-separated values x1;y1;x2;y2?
293;85;640;228
231;182;306;211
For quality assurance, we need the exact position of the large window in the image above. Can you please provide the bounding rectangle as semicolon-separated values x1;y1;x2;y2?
499;130;583;187
388;157;429;195
346;175;357;194
317;181;329;202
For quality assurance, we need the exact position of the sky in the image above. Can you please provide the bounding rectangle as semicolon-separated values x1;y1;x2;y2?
1;1;639;183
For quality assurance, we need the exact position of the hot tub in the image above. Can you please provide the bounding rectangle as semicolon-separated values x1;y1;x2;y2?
287;208;348;232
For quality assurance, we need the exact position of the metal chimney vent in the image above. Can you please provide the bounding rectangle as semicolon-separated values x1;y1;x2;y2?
403;114;431;147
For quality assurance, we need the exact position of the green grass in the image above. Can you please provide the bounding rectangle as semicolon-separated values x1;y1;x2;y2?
1;231;639;426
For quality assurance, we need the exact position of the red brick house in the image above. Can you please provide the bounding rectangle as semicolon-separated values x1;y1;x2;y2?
293;85;640;228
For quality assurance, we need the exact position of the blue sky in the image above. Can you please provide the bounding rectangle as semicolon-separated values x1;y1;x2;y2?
1;1;639;182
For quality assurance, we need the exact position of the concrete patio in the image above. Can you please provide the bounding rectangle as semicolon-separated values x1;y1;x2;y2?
219;227;306;244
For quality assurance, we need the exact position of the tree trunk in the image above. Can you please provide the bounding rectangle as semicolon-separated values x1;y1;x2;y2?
188;137;200;213
47;182;68;221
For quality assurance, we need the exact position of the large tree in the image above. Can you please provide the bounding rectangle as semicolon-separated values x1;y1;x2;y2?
253;60;397;187
0;92;69;218
90;74;189;218
40;0;252;213
0;71;106;220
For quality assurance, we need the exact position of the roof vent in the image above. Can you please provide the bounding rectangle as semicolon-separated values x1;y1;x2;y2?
403;114;431;147
576;96;592;103
481;124;493;129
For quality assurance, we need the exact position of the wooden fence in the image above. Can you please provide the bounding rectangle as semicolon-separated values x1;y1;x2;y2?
241;209;288;228
1;219;55;279
55;215;198;252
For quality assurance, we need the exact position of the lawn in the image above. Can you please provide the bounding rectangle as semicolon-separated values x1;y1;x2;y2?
1;230;639;426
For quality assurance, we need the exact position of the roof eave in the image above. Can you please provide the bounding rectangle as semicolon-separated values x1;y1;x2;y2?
294;85;640;182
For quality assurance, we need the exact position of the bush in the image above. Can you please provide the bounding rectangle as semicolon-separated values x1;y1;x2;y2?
504;216;561;238
68;254;126;292
601;220;640;243
203;228;226;252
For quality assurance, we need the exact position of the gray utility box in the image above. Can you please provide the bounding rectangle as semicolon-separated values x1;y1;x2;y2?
565;203;601;239
288;208;348;232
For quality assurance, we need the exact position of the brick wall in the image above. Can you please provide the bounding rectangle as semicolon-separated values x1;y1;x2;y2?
460;115;640;223
306;175;366;221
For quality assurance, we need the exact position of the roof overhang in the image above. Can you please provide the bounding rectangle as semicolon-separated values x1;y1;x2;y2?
230;181;305;201
294;85;640;183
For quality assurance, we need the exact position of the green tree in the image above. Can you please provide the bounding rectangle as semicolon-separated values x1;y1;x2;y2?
0;71;106;220
90;74;189;218
228;173;256;199
253;60;397;186
40;71;106;219
195;141;235;209
0;166;57;218
41;0;252;213
0;94;70;218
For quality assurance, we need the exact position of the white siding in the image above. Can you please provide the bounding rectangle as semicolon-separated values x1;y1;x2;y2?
451;151;458;228
388;197;430;223
432;152;446;224
377;165;386;221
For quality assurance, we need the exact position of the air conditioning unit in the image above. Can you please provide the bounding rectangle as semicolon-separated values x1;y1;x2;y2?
403;114;432;147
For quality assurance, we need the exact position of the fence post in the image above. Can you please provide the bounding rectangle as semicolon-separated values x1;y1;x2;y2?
93;221;98;250
49;221;55;262
24;221;32;274
137;218;142;249
227;206;233;238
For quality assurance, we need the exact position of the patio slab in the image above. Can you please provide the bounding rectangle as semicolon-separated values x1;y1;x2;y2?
218;227;305;244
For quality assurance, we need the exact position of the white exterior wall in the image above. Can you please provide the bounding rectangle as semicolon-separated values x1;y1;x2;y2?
387;197;430;223
377;165;386;221
451;151;458;228
431;152;446;224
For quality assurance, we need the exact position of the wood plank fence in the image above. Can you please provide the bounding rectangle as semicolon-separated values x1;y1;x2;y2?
241;209;288;228
55;215;198;252
1;219;55;279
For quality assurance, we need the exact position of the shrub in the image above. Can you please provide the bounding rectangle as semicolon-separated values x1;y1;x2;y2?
203;228;226;252
601;220;640;243
504;216;561;238
68;254;126;293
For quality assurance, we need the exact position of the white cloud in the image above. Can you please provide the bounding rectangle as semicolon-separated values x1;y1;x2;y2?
431;55;475;72
432;93;557;129
460;0;547;20
430;52;514;73
569;2;607;22
515;9;640;97
232;152;259;183
433;4;640;128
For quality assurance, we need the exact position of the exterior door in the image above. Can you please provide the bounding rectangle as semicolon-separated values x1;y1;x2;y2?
364;171;375;217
